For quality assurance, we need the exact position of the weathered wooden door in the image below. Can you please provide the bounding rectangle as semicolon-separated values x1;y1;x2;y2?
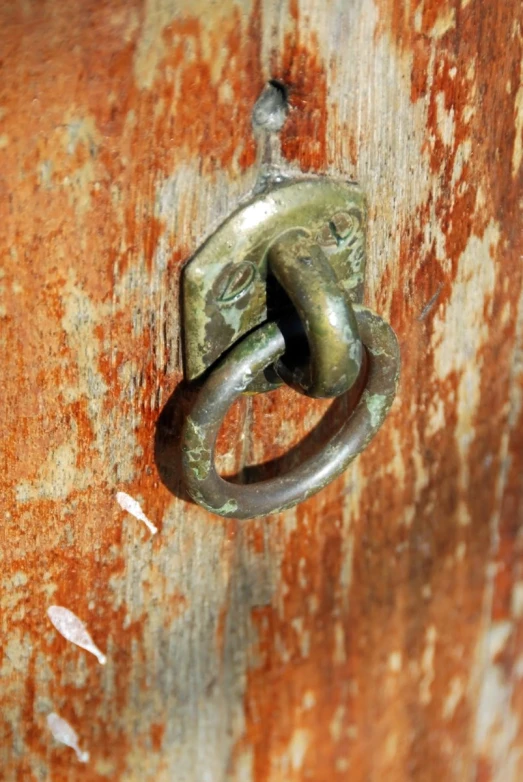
2;1;522;780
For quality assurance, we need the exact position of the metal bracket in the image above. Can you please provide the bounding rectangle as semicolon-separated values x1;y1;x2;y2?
183;179;367;383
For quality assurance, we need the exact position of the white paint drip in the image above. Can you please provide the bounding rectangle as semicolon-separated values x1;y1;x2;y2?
47;606;107;665
46;712;90;763
116;491;158;535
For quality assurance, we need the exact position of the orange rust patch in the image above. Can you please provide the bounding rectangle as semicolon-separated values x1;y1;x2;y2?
1;0;263;777
272;24;328;172
150;722;166;752
233;1;523;780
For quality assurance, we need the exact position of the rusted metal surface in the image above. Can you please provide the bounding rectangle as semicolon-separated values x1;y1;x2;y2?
1;0;522;780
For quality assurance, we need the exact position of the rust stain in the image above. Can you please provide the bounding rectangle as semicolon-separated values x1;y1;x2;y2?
235;485;355;780
234;0;523;780
271;3;328;173
1;0;263;778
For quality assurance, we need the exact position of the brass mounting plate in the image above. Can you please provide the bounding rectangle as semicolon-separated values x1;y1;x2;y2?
183;179;367;382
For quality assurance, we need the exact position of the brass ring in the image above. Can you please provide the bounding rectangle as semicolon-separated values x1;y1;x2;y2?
181;305;400;520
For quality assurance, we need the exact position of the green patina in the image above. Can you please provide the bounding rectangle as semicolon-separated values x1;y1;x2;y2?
364;392;389;429
196;496;239;516
183;418;212;481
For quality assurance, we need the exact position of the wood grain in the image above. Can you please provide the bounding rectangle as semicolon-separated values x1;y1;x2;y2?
1;0;522;780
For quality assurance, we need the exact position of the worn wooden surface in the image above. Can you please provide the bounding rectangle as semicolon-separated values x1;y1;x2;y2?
1;0;522;779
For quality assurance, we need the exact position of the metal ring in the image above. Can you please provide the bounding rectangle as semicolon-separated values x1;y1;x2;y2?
268;230;362;398
181;305;400;520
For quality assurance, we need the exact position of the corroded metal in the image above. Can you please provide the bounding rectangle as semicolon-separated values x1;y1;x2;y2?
268;229;362;398
181;306;400;520
183;179;367;383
